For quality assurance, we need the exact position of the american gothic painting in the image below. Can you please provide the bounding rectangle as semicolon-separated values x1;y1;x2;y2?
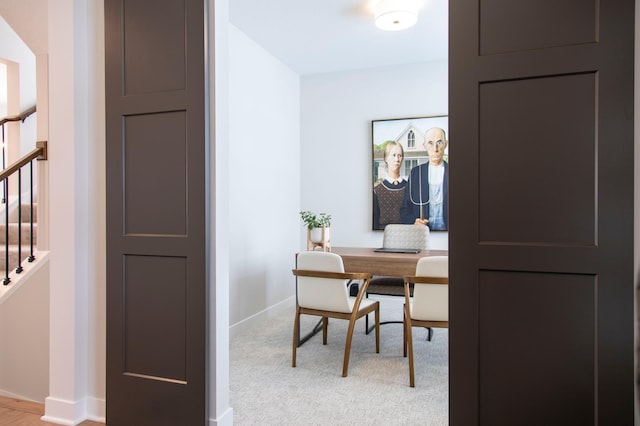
372;116;449;231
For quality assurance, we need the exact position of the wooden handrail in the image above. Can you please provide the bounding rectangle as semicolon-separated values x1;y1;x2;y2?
0;105;36;127
0;141;47;183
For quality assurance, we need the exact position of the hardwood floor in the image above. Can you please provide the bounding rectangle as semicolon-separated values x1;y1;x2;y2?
0;396;104;425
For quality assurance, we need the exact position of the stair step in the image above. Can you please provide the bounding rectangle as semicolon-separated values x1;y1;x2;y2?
0;245;35;273
0;223;37;245
0;201;39;272
18;203;37;223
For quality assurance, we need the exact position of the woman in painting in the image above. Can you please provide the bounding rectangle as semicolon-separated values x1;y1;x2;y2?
373;141;407;230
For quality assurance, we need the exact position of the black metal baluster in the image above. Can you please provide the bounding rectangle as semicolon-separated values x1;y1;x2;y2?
28;161;34;262
3;175;9;285
1;124;5;204
15;168;22;274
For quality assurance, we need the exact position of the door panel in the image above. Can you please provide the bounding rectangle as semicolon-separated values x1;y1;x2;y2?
478;271;596;425
478;73;597;245
449;0;634;425
479;0;597;54
105;0;206;424
123;111;188;236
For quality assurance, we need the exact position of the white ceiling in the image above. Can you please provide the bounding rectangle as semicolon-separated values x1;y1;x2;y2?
0;0;448;76
0;0;47;55
229;0;448;75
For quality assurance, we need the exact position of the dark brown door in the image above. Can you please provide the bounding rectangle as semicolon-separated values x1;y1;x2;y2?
449;1;634;425
104;0;206;424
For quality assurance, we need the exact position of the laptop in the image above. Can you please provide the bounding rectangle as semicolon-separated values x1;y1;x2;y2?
374;247;422;254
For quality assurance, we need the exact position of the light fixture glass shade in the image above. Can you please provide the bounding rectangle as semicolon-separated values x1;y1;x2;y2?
374;0;418;31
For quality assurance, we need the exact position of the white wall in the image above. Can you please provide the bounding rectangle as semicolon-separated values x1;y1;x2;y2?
300;61;449;250
86;0;106;418
0;15;35;111
44;0;104;422
210;2;232;423
228;24;301;334
0;258;49;402
0;16;37;161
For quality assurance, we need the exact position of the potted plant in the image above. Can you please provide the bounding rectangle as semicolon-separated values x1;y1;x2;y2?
299;210;332;250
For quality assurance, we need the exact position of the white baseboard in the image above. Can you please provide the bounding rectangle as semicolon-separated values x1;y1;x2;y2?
41;395;104;425
0;388;39;402
209;407;233;426
229;296;295;339
86;396;105;423
41;396;81;425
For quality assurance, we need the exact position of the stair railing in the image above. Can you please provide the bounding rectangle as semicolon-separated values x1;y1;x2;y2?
0;141;47;285
1;106;37;204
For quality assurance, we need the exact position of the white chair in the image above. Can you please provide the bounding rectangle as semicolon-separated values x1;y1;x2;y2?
403;256;448;387
365;224;429;333
381;223;429;250
292;251;380;377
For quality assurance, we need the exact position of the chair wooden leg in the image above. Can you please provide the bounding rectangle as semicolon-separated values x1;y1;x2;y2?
292;307;300;367
407;321;415;387
342;319;357;377
322;316;328;345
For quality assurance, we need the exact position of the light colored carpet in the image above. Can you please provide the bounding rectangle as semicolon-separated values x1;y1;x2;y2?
230;296;448;425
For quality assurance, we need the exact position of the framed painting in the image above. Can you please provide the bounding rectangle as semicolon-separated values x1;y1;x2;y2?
372;115;449;231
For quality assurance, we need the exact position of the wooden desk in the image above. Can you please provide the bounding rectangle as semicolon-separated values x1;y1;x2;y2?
330;246;448;276
294;247;448;346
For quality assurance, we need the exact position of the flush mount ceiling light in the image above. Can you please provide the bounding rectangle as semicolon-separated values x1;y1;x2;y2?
374;0;418;31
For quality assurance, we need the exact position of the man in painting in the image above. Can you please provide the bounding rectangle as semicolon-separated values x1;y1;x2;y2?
373;141;407;230
400;127;448;230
